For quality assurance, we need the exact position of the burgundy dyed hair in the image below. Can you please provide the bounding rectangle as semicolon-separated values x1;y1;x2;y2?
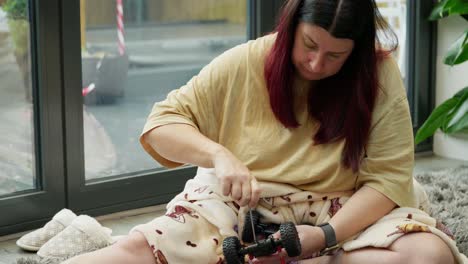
264;0;398;172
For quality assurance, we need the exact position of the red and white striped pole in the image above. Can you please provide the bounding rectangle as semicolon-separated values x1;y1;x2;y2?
82;83;96;96
116;0;125;55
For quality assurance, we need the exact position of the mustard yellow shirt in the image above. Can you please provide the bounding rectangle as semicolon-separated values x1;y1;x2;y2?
140;34;415;208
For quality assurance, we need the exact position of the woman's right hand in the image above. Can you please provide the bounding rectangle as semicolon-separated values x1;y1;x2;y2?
211;146;261;208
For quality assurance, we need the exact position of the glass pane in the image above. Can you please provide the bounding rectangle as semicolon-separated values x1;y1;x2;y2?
376;0;407;80
81;0;247;180
0;0;36;196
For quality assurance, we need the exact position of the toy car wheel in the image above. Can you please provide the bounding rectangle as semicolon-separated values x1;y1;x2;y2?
241;210;261;243
279;222;302;257
223;236;243;264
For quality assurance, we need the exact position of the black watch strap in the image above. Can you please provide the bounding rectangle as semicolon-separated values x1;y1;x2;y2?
317;222;337;249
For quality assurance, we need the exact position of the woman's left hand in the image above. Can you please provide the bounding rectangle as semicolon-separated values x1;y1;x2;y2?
252;225;326;263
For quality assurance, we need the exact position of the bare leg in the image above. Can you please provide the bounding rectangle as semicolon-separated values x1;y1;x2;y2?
298;249;402;264
388;232;455;264
63;232;156;264
295;256;332;264
299;233;455;264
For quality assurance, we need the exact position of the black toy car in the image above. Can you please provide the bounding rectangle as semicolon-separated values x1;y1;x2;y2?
223;211;302;264
241;210;284;243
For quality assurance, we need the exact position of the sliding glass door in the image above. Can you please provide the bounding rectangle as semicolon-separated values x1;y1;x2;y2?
377;0;436;151
0;0;65;235
63;0;250;214
0;0;36;197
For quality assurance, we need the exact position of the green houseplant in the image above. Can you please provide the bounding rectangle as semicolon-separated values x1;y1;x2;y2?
1;0;28;57
414;0;468;145
1;0;31;101
1;0;26;18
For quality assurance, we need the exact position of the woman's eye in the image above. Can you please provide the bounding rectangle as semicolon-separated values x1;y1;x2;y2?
306;44;317;50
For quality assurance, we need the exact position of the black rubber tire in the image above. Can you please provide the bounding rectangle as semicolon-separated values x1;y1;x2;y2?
279;222;302;257
241;210;261;243
223;236;243;264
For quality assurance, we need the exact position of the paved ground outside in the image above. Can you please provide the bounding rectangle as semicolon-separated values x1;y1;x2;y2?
0;12;246;196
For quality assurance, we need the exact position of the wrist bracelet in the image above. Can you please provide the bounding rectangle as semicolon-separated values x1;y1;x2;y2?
317;222;338;250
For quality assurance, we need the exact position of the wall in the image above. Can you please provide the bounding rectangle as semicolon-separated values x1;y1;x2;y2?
433;15;468;161
85;0;246;27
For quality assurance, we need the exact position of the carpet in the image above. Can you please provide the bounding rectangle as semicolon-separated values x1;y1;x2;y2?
414;166;468;256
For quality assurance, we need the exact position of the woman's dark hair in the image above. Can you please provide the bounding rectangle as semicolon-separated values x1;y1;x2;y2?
264;0;398;172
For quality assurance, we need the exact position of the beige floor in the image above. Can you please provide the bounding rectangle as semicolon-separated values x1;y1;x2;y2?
0;153;466;264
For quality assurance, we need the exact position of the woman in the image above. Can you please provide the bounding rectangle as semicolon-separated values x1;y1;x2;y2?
65;0;464;263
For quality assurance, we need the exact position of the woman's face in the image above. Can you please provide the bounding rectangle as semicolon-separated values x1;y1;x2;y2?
292;23;354;81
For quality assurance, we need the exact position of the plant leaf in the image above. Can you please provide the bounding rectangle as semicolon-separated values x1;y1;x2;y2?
454;86;468;98
444;0;468;15
430;0;468;20
447;112;468;133
430;0;450;20
445;89;468;133
441;87;468;131
415;97;459;145
444;30;468;66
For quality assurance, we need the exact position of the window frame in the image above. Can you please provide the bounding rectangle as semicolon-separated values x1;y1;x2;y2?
407;0;437;152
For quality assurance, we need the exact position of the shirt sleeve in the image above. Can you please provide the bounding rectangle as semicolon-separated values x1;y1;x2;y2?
355;58;416;208
139;45;245;168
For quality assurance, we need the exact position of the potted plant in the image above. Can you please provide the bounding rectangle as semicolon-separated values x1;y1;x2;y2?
1;0;31;101
414;0;468;145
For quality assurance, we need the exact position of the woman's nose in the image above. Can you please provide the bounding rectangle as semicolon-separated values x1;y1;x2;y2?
309;56;324;73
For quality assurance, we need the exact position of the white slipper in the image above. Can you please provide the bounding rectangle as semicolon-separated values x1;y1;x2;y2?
16;209;77;252
37;215;115;262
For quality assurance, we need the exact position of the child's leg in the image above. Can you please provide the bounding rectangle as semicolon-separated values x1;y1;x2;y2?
62;232;156;264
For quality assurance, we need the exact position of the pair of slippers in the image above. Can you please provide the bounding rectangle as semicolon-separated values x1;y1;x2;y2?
16;209;122;264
